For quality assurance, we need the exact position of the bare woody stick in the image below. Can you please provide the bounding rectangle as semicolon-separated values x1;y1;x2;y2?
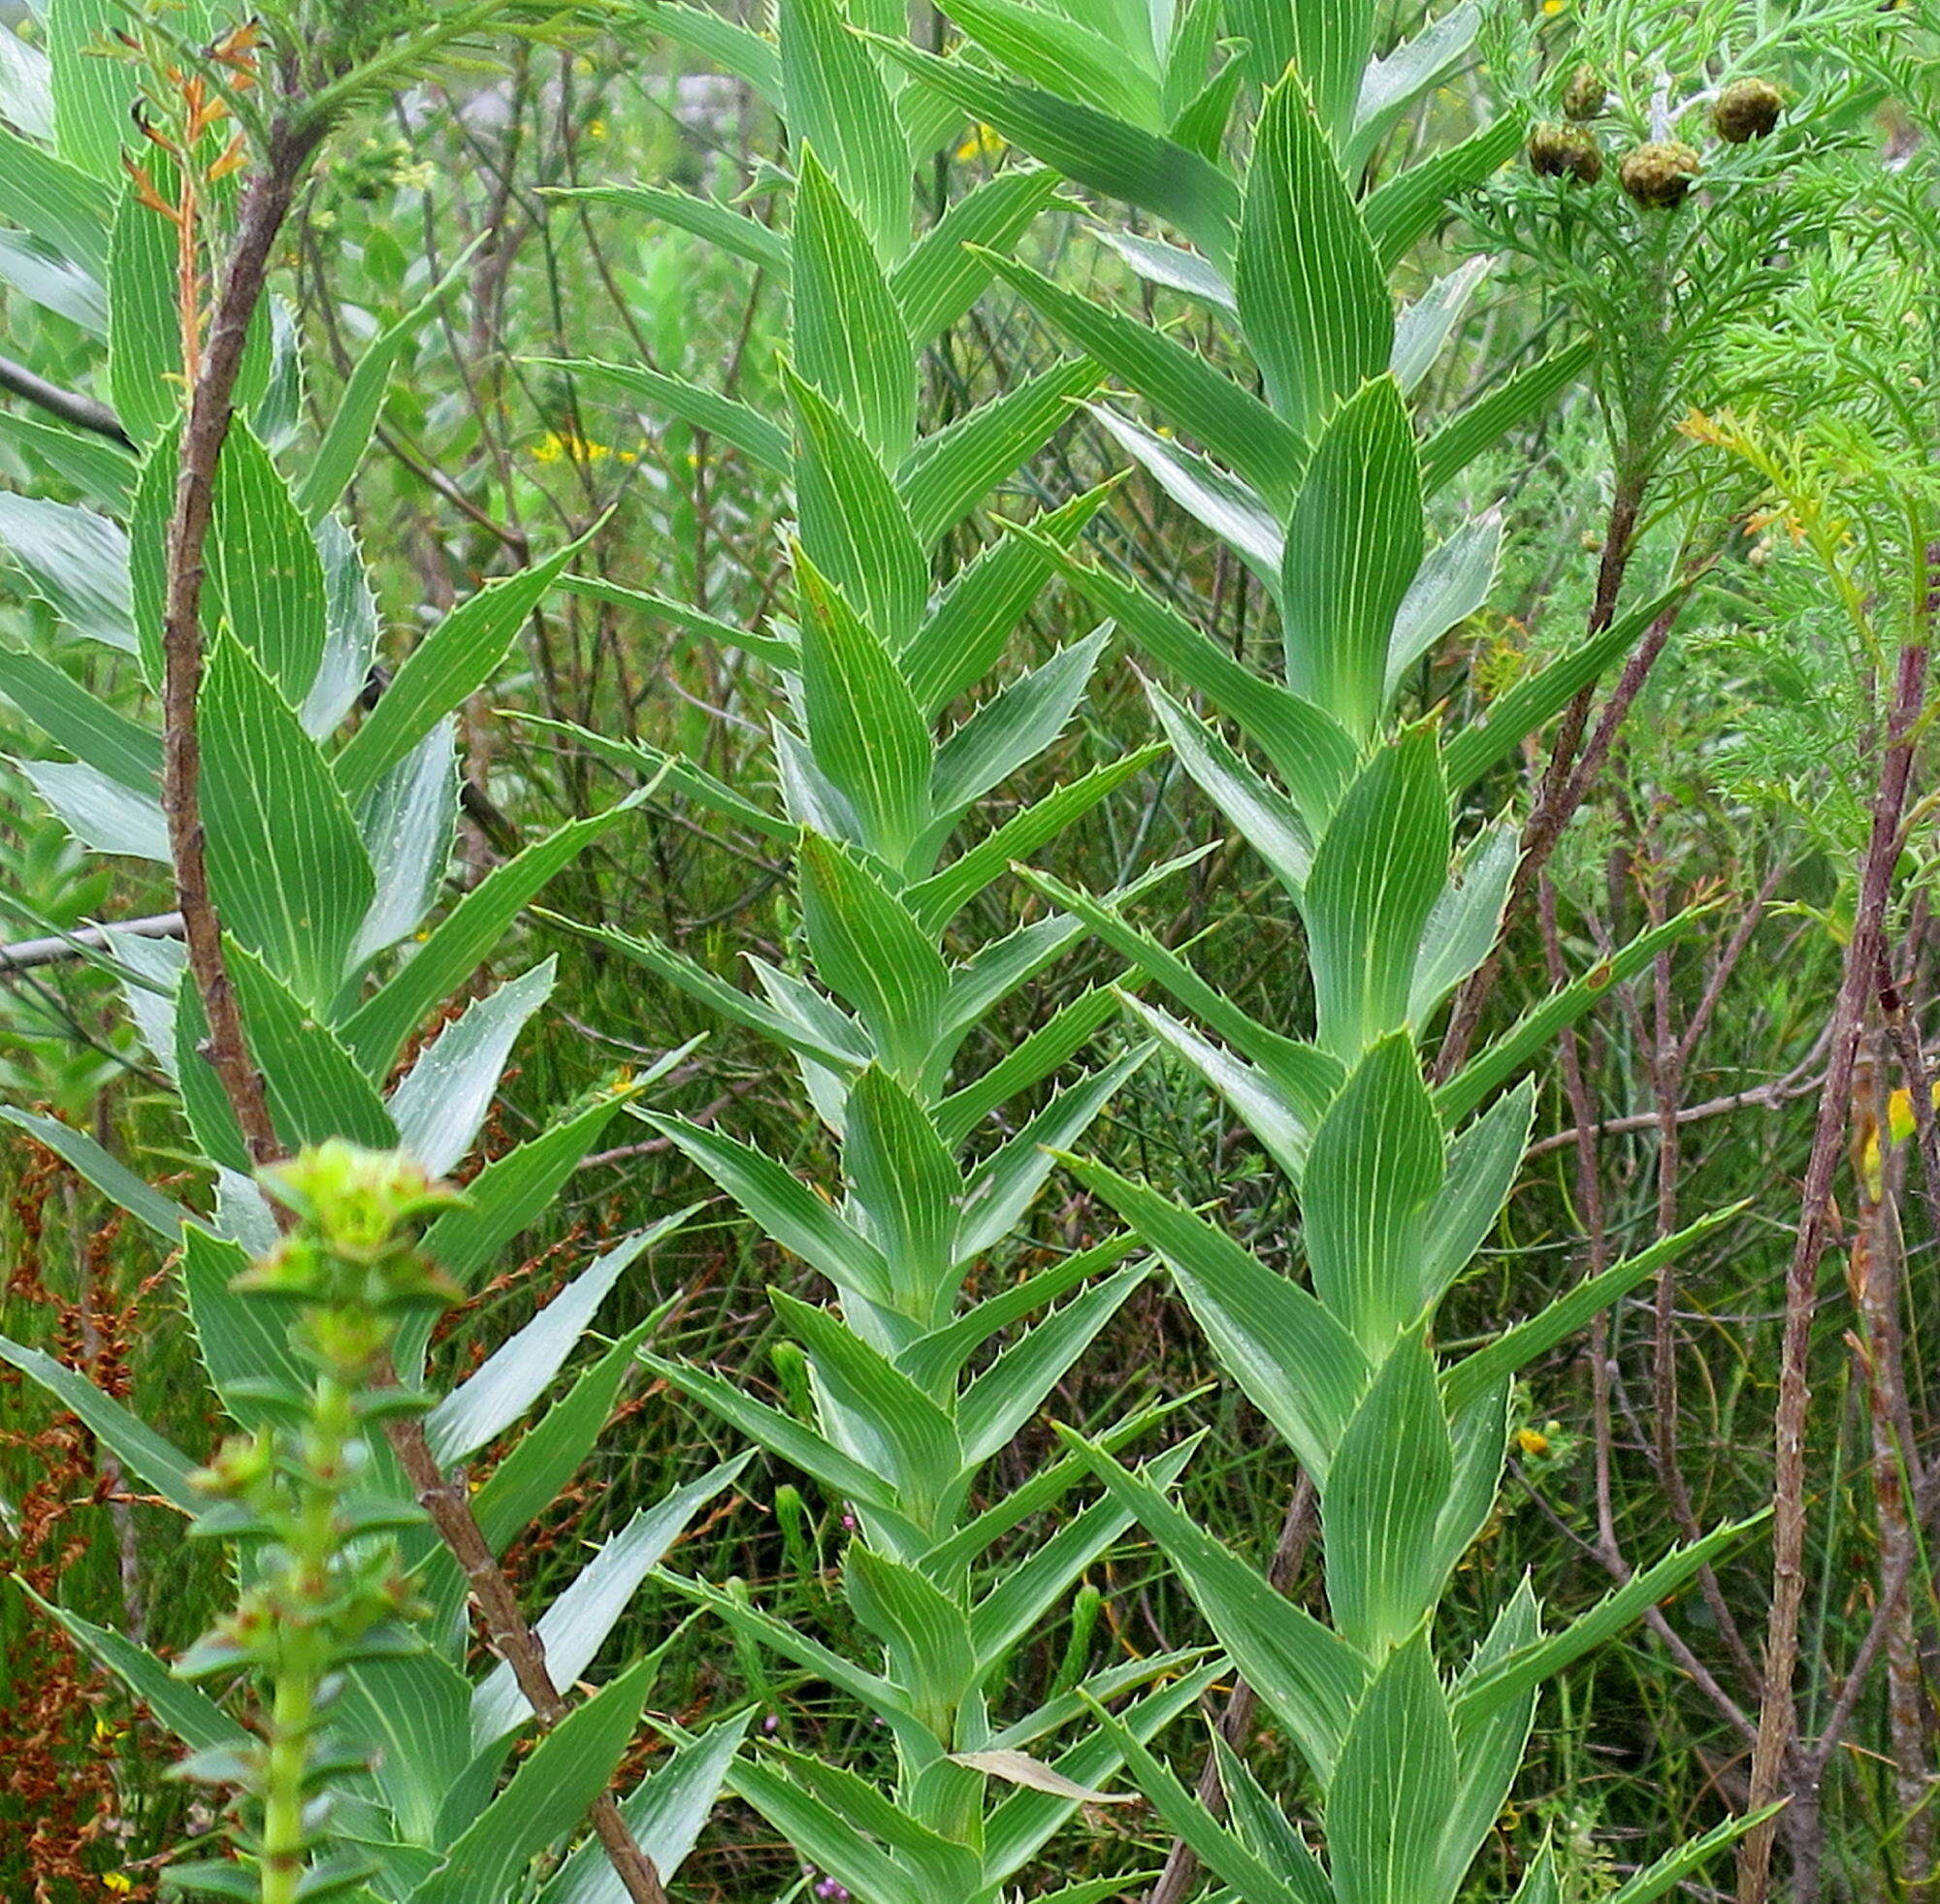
1737;640;1929;1904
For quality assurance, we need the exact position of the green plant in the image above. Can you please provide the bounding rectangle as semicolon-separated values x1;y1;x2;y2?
8;1130;747;1900
7;0;1939;1894
837;2;1788;1895
164;1144;466;1904
1672;146;1940;1898
0;8;742;1898
542;2;1252;1893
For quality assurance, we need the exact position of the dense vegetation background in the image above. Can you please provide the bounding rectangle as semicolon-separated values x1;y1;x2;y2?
0;0;1935;1899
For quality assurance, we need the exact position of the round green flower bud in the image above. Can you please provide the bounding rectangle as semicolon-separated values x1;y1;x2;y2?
1563;63;1607;121
1619;141;1700;208
1713;78;1783;143
1529;123;1604;185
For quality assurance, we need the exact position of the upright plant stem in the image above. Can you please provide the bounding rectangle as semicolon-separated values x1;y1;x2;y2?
1847;1051;1931;1891
1738;641;1929;1904
159;112;323;1169
1144;1476;1316;1904
259;1369;350;1904
1433;472;1648;1084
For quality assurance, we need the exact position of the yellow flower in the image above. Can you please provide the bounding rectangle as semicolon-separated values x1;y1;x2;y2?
1858;1081;1939;1198
533;430;636;467
104;1876;135;1895
1515;1427;1551;1458
954;122;1005;164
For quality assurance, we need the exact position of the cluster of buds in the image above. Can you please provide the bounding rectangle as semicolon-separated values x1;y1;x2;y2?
167;1145;463;1901
1528;64;1786;210
122;18;262;214
241;1141;465;1381
328;135;438;204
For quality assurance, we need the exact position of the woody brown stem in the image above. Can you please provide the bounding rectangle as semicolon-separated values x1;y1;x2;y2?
383;1414;671;1903
1847;1052;1932;1891
1738;642;1929;1904
1433;479;1649;1085
160;111;322;1170
158;103;667;1904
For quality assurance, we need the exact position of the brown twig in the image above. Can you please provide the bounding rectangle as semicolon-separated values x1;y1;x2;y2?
383;1417;672;1903
1524;1070;1829;1159
159;112;324;1170
1844;1044;1931;1888
1738;641;1929;1904
1433;481;1651;1084
0;352;133;445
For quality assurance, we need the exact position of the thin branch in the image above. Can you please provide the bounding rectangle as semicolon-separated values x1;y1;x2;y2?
1524;1052;1830;1159
0;913;186;975
0;353;133;446
160;112;324;1169
1738;641;1929;1904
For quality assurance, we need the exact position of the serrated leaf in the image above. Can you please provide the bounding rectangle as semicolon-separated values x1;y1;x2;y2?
1409;820;1517;1025
1303;1034;1443;1355
333;535;588;803
0;1107;186;1241
874;40;1239;266
984;250;1302;510
471;1459;747;1743
341;806;629;1074
1058;1431;1365;1781
0;492;133;652
428;1211;688;1464
794;553;933;865
897;358;1100;549
904;482;1109;715
539;355;792;473
1239;74;1390;439
411;1661;653;1904
209;424;328;702
644;1113;896;1308
783;0;910;261
1443;1205;1745;1414
0;643;159;792
106;173;179;448
226;944;396;1148
536;1715;752;1904
1066;1155;1364;1477
1388;510;1502;695
551;180;791;280
792;147;917;462
1302;728;1450;1062
790;368;926;653
388;960;555;1176
201;635;374;1009
25;1589;247;1755
1280;376;1422;744
1327;1636;1458;1904
0;120;112;276
889;166;1060;344
1324;1335;1454;1654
